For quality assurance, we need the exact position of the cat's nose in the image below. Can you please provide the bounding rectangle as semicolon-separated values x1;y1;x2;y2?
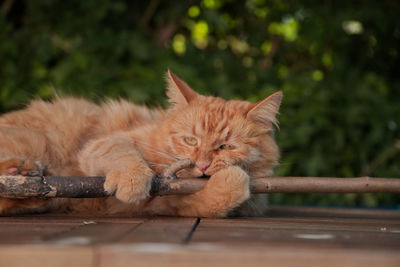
196;161;211;172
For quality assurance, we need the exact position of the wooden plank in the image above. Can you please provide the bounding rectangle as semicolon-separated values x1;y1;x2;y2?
0;215;146;245
43;221;143;245
198;217;400;232
118;217;198;244
0;214;145;224
190;217;400;251
97;244;400;267
0;246;93;267
0;213;147;223
0;216;83;244
265;205;400;220
97;209;400;266
0;223;79;244
0;207;399;266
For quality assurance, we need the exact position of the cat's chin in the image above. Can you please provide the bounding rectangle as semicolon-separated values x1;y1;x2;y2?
176;166;227;178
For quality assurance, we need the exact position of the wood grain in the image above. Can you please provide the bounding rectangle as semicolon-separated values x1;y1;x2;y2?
0;207;399;267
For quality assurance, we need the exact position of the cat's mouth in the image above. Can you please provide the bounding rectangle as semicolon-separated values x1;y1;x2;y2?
199;174;211;179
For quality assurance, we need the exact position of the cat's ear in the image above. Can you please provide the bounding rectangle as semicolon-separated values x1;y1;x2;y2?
166;69;199;108
246;91;283;128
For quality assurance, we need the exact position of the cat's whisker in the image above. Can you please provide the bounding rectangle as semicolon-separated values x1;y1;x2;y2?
141;147;180;161
134;140;182;161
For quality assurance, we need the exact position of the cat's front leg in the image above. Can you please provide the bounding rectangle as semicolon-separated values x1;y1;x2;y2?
196;166;251;217
104;159;153;203
145;166;250;217
79;134;153;204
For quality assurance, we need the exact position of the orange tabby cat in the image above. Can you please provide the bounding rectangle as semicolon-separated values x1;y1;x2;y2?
0;70;282;217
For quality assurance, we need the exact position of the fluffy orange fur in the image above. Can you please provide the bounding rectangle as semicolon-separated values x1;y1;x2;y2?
0;70;282;217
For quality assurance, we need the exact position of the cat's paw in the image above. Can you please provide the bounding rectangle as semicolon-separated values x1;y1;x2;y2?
204;166;251;213
1;158;46;176
104;166;153;204
213;165;250;203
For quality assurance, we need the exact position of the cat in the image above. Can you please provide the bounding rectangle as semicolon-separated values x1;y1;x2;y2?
0;70;282;217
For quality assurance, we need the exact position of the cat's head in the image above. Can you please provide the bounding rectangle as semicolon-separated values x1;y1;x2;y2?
159;70;282;178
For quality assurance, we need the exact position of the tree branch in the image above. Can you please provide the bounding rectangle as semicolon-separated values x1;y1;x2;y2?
0;159;399;198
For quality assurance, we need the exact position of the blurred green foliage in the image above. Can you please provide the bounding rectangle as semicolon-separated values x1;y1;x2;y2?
0;0;399;207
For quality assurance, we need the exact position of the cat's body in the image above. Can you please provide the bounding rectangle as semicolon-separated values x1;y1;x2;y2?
0;71;281;217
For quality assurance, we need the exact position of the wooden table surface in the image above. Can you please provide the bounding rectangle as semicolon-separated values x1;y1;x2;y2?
0;206;399;267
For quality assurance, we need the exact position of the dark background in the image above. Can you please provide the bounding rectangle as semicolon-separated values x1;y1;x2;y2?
1;0;399;208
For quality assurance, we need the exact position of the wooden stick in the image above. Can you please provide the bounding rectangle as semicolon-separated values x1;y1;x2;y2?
0;159;399;198
249;177;400;194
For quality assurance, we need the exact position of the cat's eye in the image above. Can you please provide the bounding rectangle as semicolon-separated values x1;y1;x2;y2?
184;137;198;146
218;144;235;150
